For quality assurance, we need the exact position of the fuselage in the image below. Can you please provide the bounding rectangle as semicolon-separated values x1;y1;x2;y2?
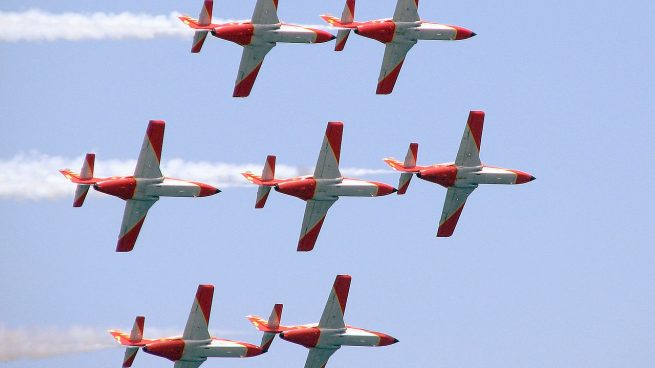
210;22;334;46
279;325;397;349
416;164;535;188
351;19;474;44
274;176;396;201
93;176;219;200
142;337;263;362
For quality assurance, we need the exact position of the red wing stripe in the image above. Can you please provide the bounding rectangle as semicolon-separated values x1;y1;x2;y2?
146;120;165;163
233;62;263;97
376;59;404;94
116;217;146;252
467;111;485;151
333;275;351;314
297;216;326;252
73;190;88;207
437;203;465;237
196;284;214;324
325;122;343;165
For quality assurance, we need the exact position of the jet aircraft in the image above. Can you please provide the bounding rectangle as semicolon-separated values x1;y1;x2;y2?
247;275;398;368
384;110;535;237
321;0;476;94
179;0;336;97
59;120;220;252
242;121;397;251
110;285;276;368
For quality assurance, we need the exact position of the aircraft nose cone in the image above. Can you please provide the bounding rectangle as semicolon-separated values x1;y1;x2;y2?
313;29;336;43
377;333;399;346
530;175;536;181
512;171;535;184
193;182;220;197
471;32;477;37
374;183;396;196
451;25;476;40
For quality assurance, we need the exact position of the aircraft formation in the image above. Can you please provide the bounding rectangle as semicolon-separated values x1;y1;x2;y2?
54;1;536;367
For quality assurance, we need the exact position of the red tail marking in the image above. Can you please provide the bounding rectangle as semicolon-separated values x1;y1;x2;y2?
397;178;411;195
123;349;138;367
146;120;165;162
408;143;418;163
333;275;351;314
467;111;485;151
297;217;325;252
196;284;214;324
203;0;213;23
335;33;349;51
233;62;263;97
116;217;146;252
134;316;145;339
326;122;343;164
191;35;207;53
273;304;283;321
73;191;88;207
83;153;95;178
255;192;270;208
437;203;465;237
265;155;276;179
273;0;279;9
346;0;356;16
376;59;404;94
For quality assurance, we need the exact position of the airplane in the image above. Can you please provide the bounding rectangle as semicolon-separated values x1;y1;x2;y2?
321;0;476;94
59;120;220;252
179;0;336;97
384;110;536;237
241;121;397;251
247;274;398;368
109;284;278;368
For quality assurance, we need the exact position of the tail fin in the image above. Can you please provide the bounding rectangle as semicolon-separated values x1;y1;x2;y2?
179;0;214;53
109;316;145;368
258;304;283;352
59;153;96;207
335;0;355;51
241;155;278;208
383;143;419;194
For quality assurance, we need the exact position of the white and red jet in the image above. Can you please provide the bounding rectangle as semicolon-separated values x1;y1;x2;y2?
59;120;220;252
242;121;397;251
321;0;476;94
384;110;536;237
110;285;277;368
179;0;335;97
247;275;398;368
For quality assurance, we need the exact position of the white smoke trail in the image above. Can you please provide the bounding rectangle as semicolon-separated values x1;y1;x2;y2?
0;152;392;201
0;324;245;361
0;9;331;42
0;325;115;361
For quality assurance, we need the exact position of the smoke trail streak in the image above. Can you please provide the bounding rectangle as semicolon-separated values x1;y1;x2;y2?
0;152;392;201
0;9;331;42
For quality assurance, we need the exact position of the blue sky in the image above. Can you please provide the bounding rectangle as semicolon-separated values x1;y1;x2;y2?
1;0;655;367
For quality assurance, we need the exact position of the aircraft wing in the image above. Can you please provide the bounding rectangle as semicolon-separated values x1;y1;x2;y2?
251;0;280;24
233;43;275;97
313;122;343;179
116;199;157;252
303;347;339;368
182;285;214;341
437;186;476;237
297;199;337;251
318;275;351;329
174;359;206;368
393;0;420;22
376;41;415;94
134;120;165;178
454;111;485;167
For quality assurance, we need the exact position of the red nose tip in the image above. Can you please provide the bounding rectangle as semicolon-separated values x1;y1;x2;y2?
377;333;399;346
244;344;264;357
374;183;397;196
312;29;337;43
192;182;221;197
513;171;535;184
451;25;476;40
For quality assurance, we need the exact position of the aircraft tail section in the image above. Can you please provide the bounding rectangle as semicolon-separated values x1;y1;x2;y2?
241;155;280;208
323;0;356;50
179;0;214;53
109;316;146;368
59;153;97;207
383;143;419;194
256;304;283;352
